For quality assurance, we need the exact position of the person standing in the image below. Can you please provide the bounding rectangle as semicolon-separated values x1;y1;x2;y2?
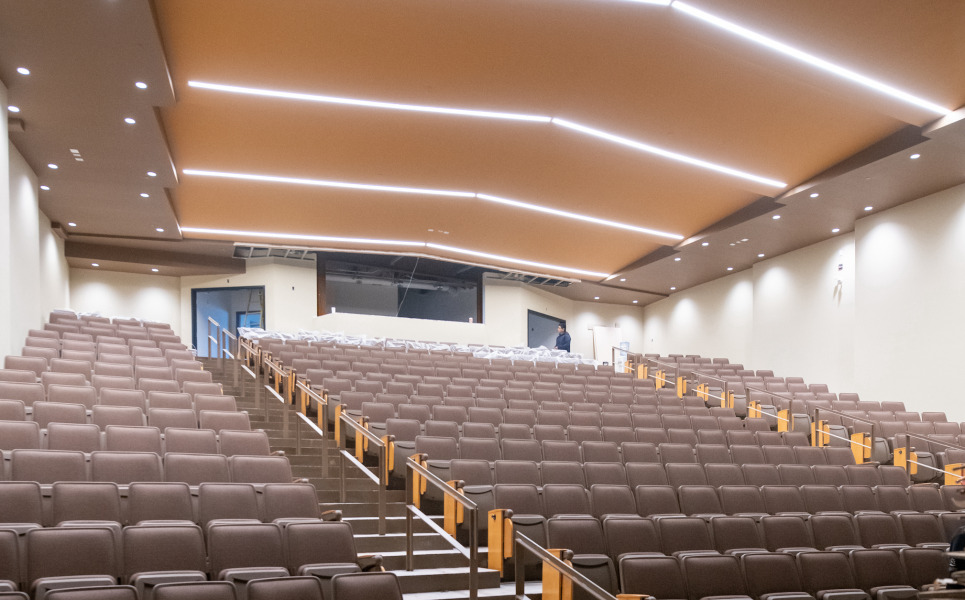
554;323;571;352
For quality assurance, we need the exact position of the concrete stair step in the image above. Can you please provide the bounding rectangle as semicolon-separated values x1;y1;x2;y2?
403;581;542;600
343;515;441;535
391;567;501;594
379;549;474;571
321;501;408;518
354;532;456;553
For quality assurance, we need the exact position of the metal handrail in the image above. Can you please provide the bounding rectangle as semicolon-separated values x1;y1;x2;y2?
221;329;237;359
685;370;732;407
294;379;329;440
896;431;965;480
405;456;479;600
513;532;625;600
338;413;387;535
812;405;878;446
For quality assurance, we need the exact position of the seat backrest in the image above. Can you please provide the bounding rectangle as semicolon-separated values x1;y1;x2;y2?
680;554;748;600
262;483;320;521
12;449;88;484
198;410;251;433
90;450;163;484
657;516;713;555
285;520;359;570
164;452;230;485
229;455;293;484
741;552;805;600
92;405;146;428
198;483;261;526
207;522;285;576
51;481;122;524
26;526;119;583
0;480;44;525
761;515;814;551
619;555;687;600
330;572;403;600
0;420;40;451
104;425;163;454
32;401;88;429
247;576;324;600
219;430;271;457
127;481;195;524
797;551;859;596
122;523;207;579
541;483;590;516
546;515;608;555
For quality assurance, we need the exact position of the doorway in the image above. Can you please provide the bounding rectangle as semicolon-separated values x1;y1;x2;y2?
527;310;565;349
192;286;265;357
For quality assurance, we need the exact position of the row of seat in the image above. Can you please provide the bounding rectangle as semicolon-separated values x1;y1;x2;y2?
0;404;249;433
616;548;942;600
485;481;965;531
4;354;201;381
0;378;220;408
0;519;375;600
444;455;918;489
1;389;235;417
0;421;270;457
0;573;402;600
0;481;320;529
0;450;293;485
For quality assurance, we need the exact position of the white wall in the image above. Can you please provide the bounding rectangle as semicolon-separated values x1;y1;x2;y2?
2;130;70;356
641;271;754;364
855;184;965;419
70;268;181;328
180;258;318;343
752;234;855;392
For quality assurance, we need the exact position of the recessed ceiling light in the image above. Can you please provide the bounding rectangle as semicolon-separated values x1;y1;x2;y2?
67;222;77;227
8;106;20;113
810;193;819;198
669;287;676;291
674;257;681;262
151;268;159;272
757;253;765;258
124;117;136;125
140;193;150;198
701;242;709;247
741;238;749;242
155;228;165;233
831;228;840;234
726;267;734;271
593;296;600;300
135;81;148;89
91;263;99;267
147;171;157;177
730;243;736;247
632;300;639;304
47;163;58;170
671;2;950;116
619;278;626;282
16;67;30;75
40;185;49;191
772;215;781;220
864;206;873;211
910;153;920;160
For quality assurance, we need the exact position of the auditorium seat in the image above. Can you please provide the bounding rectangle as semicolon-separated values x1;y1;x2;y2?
165;453;230;485
127;482;195;525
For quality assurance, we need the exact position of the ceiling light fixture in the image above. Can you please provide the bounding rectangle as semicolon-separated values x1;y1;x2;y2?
831;228;840;233
864;206;873;211
151;268;159;272
135;81;148;89
8;106;20;113
183;169;683;240
552;118;786;188
910;153;921;159
671;2;951;116
67;222;77;227
810;193;819;198
620;278;626;282
40;185;49;191
726;267;734;271
155;228;165;233
772;215;781;220
674;257;681;261
188;80;551;123
147;171;157;177
669;287;676;291
594;296;600;300
16;67;29;75
140;193;149;198
124;117;136;124
47;164;58;170
633;300;639;303
757;253;765;258
91;263;99;267
477;193;683;239
179;226;610;279
701;242;709;247
190;80;785;189
626;0;671;5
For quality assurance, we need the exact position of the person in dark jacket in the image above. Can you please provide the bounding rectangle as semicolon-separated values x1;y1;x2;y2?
554;323;571;352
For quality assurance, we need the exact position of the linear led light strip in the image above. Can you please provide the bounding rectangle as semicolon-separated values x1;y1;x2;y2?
188;81;785;189
179;226;610;279
182;168;684;241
